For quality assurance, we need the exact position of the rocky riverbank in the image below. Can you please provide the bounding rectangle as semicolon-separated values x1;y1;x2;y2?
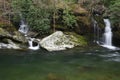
0;24;87;51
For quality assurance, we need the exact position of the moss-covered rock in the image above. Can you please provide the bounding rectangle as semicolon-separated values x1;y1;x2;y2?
69;4;88;16
0;27;27;43
40;31;87;51
64;32;87;46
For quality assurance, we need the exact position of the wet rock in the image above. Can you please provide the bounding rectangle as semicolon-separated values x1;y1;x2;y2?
0;39;20;49
0;24;27;43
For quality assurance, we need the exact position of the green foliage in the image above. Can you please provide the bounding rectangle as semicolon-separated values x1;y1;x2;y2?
63;8;77;29
102;0;115;7
11;0;52;33
109;0;120;25
64;0;77;3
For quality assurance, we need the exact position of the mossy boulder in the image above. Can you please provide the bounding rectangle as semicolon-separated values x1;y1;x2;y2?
64;32;87;46
40;31;87;51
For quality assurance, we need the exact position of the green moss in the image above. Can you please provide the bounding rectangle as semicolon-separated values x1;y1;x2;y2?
65;32;87;46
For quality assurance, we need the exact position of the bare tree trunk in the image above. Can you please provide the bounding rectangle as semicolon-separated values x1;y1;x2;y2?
53;0;56;32
53;12;56;32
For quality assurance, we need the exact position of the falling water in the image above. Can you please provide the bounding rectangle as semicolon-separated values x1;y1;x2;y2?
18;20;40;50
93;19;101;44
18;20;29;35
28;38;40;50
101;19;116;50
103;19;112;45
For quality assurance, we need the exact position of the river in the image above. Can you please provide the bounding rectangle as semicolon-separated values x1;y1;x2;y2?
0;46;120;80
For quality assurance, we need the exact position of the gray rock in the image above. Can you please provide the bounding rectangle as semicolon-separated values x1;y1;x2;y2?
0;39;20;49
0;28;27;43
40;31;75;51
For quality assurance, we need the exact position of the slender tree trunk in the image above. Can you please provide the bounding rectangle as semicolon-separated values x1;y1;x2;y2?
3;0;6;11
53;11;56;32
53;0;56;32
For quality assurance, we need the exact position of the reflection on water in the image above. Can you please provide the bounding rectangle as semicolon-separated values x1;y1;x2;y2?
0;46;120;80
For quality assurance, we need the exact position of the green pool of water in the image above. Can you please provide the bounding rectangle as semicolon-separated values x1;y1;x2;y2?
0;47;120;80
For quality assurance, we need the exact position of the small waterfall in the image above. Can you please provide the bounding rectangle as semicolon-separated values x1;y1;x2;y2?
103;19;112;45
28;38;40;50
101;19;116;50
93;19;101;44
18;20;40;50
19;20;29;35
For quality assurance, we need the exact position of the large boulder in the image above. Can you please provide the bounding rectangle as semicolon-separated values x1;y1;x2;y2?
40;31;87;51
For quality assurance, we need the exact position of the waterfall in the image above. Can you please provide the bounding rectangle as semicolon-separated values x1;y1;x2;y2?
101;19;116;50
18;20;29;35
93;19;101;44
103;19;112;45
28;38;40;50
18;20;40;50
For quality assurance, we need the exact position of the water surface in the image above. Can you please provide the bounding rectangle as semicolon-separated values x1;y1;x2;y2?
0;46;120;80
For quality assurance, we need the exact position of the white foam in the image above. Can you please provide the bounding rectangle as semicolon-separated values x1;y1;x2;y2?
101;45;116;50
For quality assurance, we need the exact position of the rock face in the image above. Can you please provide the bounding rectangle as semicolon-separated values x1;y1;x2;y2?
0;28;27;43
0;20;27;49
113;26;120;46
0;39;20;49
40;31;87;51
55;3;91;35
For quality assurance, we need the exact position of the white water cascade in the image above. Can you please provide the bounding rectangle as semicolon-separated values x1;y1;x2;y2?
18;20;40;50
28;38;40;50
19;20;29;35
101;19;116;50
